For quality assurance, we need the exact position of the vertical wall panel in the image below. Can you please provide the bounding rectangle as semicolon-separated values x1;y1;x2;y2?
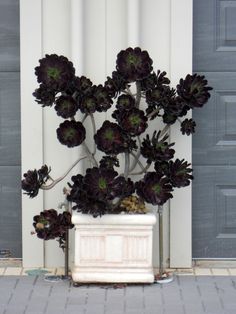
140;0;171;268
42;0;73;267
169;0;193;268
20;0;44;267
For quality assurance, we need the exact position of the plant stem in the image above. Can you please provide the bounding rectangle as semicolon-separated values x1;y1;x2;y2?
159;124;170;138
124;152;130;179
130;151;145;172
130;163;150;175
83;142;98;167
41;155;87;190
89;113;97;155
135;81;142;108
147;108;159;119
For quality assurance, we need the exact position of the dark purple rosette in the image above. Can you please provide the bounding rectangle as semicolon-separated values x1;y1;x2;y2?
116;47;153;82
180;118;196;135
33;209;73;249
116;94;135;111
135;172;173;205
33;84;56;107
168;159;193;188
83;167;118;201
99;156;120;169
94;85;113;112
79;95;97;114
35;54;75;90
177;74;212;108
56;120;85;148
118;108;148;136
141;131;175;163
162;113;177;125
22;165;50;198
55;95;78;118
104;71;127;98
94;121;128;154
73;76;93;93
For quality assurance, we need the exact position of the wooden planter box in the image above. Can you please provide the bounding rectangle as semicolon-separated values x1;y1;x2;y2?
71;212;157;283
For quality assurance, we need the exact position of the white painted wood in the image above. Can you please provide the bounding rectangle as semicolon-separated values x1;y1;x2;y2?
41;0;73;267
169;0;193;268
127;0;140;47
20;0;44;267
139;0;171;268
72;212;157;283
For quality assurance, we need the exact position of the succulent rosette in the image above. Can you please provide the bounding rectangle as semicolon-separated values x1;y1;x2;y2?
79;95;97;114
99;156;120;169
73;76;93;93
35;54;75;90
94;85;113;112
104;71;127;97
94;121;130;154
180;118;196;135
177;74;212;108
83;167;119;201
33;84;56;107
33;209;73;248
117;108;148;136
116;94;135;111
168;159;193;188
55;95;78;118
22;165;50;198
56;120;85;148
116;47;153;82
135;172;173;205
141;131;175;163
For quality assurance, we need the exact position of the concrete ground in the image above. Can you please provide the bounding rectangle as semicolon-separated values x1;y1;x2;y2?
0;274;236;314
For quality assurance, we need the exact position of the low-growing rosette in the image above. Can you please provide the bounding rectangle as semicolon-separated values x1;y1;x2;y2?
22;165;50;198
116;94;135;111
35;54;75;90
180;118;196;135
116;47;153;82
168;159;193;187
33;209;73;249
57;120;86;147
135;172;173;205
177;74;212;108
141;131;175;163
104;71;127;97
33;84;56;107
94;121;133;154
118;108;148;136
55;95;78;118
99;156;120;169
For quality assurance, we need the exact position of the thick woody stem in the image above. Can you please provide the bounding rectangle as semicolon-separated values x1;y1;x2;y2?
89;113;97;155
124;152;130;179
41;155;87;190
135;81;142;108
83;142;98;167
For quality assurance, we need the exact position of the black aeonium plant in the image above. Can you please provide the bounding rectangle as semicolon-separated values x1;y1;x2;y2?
22;47;212;244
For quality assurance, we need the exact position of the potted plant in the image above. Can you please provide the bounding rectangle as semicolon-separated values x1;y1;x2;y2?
22;47;212;283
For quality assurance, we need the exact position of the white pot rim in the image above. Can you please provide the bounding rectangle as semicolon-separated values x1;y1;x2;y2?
72;210;157;225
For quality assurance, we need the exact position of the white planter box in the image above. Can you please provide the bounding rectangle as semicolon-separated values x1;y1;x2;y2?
71;211;157;283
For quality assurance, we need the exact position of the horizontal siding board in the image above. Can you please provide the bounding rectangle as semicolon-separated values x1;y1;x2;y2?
0;72;20;165
0;0;20;71
0;166;21;258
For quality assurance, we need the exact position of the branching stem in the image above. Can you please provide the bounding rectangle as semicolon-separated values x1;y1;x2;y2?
41;155;87;190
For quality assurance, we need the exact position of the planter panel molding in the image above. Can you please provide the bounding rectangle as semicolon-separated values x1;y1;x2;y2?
20;0;192;268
